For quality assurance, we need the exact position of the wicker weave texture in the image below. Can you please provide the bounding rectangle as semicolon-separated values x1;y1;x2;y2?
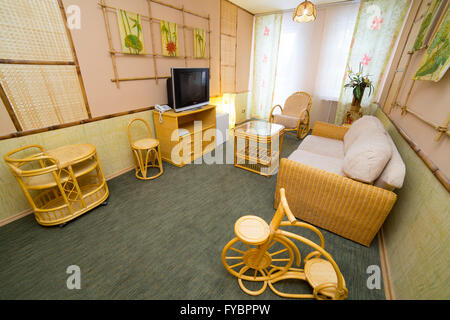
275;158;397;246
311;121;349;141
0;64;88;131
220;0;237;36
0;0;73;61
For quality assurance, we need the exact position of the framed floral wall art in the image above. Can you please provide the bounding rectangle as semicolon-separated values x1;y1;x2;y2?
413;0;444;51
160;20;179;57
117;9;144;54
413;6;450;82
194;28;207;59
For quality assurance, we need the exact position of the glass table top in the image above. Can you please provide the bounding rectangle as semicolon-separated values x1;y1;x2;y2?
234;120;285;137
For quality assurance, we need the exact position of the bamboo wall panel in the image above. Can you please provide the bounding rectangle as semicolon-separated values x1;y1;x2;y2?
220;0;238;94
0;0;73;62
0;65;88;131
221;0;238;36
0;0;89;132
99;0;211;85
382;0;450;183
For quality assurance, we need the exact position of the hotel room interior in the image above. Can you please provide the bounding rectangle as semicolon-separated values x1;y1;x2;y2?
0;0;448;301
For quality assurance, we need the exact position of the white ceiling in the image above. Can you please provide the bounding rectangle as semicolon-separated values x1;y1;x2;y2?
229;0;351;14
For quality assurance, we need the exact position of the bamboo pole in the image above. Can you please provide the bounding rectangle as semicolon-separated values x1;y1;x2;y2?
379;109;449;192
100;0;120;88
0;105;159;141
100;3;211;32
147;0;159;84
234;9;238;93
435;114;450;141
401;79;416;115
108;50;208;60
182;6;188;67
0;82;22;131
58;0;92;118
150;0;209;20
208;14;211;78
0;59;75;66
110;76;170;82
385;0;424;114
389;51;414;114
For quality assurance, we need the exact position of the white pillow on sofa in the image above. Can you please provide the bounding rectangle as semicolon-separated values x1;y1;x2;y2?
342;131;393;184
374;133;406;190
343;116;386;153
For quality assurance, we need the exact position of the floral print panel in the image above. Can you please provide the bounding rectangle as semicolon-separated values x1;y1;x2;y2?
250;14;283;120
160;20;179;57
335;0;411;125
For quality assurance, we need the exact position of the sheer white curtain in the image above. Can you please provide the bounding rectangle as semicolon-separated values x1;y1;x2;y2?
272;2;359;123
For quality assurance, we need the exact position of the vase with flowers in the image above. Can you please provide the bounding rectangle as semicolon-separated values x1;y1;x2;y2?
344;64;374;114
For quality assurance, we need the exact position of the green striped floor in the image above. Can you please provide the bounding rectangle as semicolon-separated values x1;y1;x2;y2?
0;134;384;299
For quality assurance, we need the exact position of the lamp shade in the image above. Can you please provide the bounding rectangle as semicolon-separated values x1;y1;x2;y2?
293;1;317;23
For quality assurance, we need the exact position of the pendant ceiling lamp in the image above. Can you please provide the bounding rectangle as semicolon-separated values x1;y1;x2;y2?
293;0;317;23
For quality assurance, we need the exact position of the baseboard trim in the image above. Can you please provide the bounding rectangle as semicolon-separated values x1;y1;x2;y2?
378;226;395;300
0;208;33;227
0;165;135;227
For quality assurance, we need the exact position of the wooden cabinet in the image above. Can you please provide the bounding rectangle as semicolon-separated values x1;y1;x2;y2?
152;105;216;167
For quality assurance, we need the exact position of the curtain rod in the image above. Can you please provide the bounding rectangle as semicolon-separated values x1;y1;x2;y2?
254;0;360;17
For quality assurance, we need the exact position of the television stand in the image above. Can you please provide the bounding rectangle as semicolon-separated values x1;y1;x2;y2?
153;105;216;167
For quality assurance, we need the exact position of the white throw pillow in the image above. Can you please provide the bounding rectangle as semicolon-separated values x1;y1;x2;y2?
342;131;393;184
374;133;406;190
343;116;386;154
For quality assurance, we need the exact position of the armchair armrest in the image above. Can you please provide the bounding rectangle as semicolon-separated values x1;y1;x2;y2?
311;121;349;141
269;104;283;122
275;158;397;246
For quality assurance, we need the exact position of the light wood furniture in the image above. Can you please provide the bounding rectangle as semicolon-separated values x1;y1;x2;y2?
4;144;109;226
275;121;398;246
269;91;312;139
152;105;216;167
222;188;348;300
234;120;284;177
127;118;163;180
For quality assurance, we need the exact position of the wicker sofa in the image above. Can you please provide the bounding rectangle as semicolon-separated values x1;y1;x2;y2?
275;116;406;246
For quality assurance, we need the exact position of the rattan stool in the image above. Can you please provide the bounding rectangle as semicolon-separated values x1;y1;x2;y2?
127;118;163;180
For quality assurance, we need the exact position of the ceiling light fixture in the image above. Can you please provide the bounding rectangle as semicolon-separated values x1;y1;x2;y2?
293;0;317;23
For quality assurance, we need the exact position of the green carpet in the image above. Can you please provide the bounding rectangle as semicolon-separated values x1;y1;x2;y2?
0;134;385;300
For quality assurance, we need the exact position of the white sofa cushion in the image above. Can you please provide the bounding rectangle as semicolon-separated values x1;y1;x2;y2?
298;135;345;159
343;116;386;154
273;114;299;129
342;131;392;184
288;149;344;176
374;133;406;190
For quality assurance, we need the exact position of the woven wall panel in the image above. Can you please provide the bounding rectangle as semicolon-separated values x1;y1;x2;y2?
221;0;237;36
0;0;73;61
221;65;235;93
221;35;236;66
0;65;88;131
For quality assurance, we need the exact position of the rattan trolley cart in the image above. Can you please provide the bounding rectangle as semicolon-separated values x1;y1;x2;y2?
4;144;109;226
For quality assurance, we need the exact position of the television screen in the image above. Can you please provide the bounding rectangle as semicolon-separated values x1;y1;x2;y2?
168;68;209;112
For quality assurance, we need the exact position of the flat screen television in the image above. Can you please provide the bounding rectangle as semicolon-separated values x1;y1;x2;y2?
167;68;210;112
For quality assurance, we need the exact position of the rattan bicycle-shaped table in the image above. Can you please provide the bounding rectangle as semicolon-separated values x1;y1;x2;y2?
222;188;348;300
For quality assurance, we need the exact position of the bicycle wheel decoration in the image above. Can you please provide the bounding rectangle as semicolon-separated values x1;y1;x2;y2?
221;188;348;300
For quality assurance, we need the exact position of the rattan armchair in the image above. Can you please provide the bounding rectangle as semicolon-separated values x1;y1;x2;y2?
269;92;312;139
